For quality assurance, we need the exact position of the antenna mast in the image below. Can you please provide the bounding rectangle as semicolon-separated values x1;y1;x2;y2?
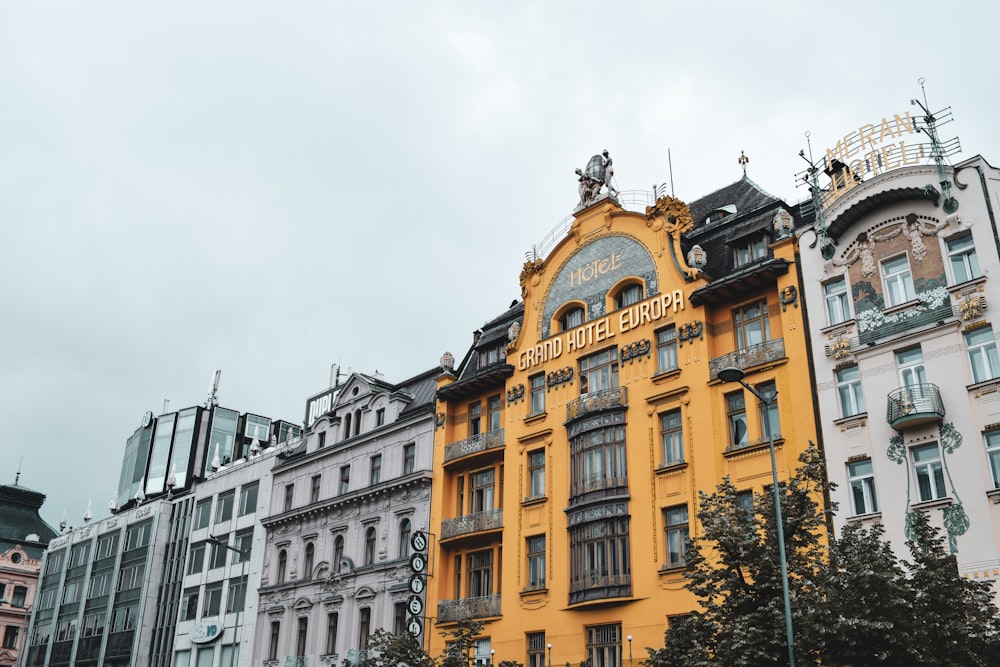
206;370;221;409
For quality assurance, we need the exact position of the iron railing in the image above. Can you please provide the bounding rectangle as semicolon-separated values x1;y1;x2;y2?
709;339;786;378
437;595;502;622
566;386;628;421
886;383;945;428
440;508;503;539
443;429;505;463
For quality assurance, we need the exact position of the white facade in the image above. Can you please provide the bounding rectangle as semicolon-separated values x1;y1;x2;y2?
801;155;1000;598
254;370;436;667
171;446;281;667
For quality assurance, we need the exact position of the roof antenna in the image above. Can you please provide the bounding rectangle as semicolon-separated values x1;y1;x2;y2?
15;457;22;484
738;150;749;177
667;148;676;197
206;370;221;409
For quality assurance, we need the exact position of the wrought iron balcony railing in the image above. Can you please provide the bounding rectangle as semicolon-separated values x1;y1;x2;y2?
886;383;945;430
440;508;503;539
437;594;502;622
569;573;632;593
709;339;786;379
443;429;505;464
566;386;628;422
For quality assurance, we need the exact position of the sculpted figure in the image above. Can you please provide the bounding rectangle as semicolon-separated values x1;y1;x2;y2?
602;150;618;196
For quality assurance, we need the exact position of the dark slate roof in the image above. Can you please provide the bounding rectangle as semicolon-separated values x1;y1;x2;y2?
438;301;523;402
396;367;440;418
0;482;59;559
688;175;778;228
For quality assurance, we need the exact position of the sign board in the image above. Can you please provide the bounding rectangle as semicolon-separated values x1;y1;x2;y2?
410;530;427;553
408;573;425;595
408;553;426;573
407;617;423;637
407;595;424;616
190;619;224;644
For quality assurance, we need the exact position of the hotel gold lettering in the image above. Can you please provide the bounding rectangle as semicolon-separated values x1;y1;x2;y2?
517;290;685;370
569;252;622;287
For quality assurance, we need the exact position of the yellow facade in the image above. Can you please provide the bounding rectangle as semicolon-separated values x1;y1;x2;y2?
427;189;819;666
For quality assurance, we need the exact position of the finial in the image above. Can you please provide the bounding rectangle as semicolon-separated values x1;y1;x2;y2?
83;500;93;524
738;150;749;176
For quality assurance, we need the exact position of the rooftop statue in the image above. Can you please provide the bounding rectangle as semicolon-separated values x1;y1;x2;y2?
576;150;618;208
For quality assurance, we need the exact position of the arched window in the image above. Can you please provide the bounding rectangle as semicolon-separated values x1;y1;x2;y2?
614;282;644;309
363;527;377;566
333;536;344;573
303;543;315;580
277;549;288;584
398;519;412;559
343;413;352;440
559;306;585;332
353;410;362;436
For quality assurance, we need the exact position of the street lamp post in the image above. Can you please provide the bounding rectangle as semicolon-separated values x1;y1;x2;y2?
547;643;552;667
626;635;632;667
717;367;796;667
207;536;250;667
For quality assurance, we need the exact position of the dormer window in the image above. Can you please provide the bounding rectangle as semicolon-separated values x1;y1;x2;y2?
478;341;506;368
559;306;585;332
704;204;737;225
733;235;768;267
614;283;644;309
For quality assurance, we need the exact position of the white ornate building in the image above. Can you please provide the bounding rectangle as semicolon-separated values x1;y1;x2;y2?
253;369;436;666
800;149;1000;599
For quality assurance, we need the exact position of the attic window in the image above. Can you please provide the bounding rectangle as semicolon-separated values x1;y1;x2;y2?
704;205;737;225
733;235;769;267
478;341;506;368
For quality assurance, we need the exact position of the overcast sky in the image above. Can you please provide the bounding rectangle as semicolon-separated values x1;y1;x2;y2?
3;2;998;530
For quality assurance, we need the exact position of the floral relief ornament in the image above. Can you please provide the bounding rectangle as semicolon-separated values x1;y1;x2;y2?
833;213;947;277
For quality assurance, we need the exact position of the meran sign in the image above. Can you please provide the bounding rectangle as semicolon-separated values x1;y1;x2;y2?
823;111;925;198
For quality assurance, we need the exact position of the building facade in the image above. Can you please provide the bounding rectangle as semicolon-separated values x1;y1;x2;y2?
27;401;296;667
254;369;436;667
800;128;1000;597
427;168;821;665
0;480;58;667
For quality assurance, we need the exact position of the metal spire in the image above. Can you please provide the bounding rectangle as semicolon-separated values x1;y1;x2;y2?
911;77;958;213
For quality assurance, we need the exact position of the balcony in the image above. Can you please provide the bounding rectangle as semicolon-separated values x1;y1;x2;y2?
568;573;632;605
444;429;505;464
709;339;785;379
566;386;628;422
886;383;945;430
437;594;502;622
440;508;503;540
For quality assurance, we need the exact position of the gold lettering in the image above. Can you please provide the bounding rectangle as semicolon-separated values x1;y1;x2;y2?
619;309;631;334
894;112;915;135
899;141;921;166
882;144;900;170
825;139;847;166
878;117;896;142
673;290;684;312
844;131;860;159
858;123;876;150
638;301;651;326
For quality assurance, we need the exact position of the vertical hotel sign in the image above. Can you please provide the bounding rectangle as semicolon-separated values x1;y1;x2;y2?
406;531;428;637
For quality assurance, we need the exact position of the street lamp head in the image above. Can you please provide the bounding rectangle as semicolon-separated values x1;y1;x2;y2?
627;636;632;642
547;644;552;650
717;367;746;383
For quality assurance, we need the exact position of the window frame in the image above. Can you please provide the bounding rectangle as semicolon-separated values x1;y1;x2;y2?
659;409;684;465
528;449;545;499
733;234;768;267
848;459;878;515
986;431;1000;490
614;282;644;310
215;490;235;523
526;535;546;590
881;254;916;307
578;347;619;395
339;466;351;494
656;325;678;373
966;326;1000;383
911;443;947;502
363;527;377;566
194;498;212;530
238;482;258;517
369;454;382;485
733;299;770;349
823;276;851;326
836;365;865;418
529;373;546;416
726;391;748;449
403;443;416;475
663;505;689;568
946;232;980;284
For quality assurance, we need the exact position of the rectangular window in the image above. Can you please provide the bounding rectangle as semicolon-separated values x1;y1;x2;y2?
339;466;351;494
882;255;916;307
124;522;151;550
733;300;770;348
245;414;271;441
204;581;223;617
457;476;465;515
182;587;199;621
569;518;630;592
726;391;748;449
947;232;980;283
663;505;689;567
318;431;326;449
326;612;339;655
297;616;308;657
194;499;212;529
116;565;143;592
471;469;495;512
215;490;235;523
488;395;502;431
188;543;206;574
209;535;229;569
3;626;19;649
570;424;628;495
733;235;768;266
393;601;407;635
469;402;482;436
226;575;247;614
269;622;280;660
912;444;947;502
96;533;117;559
586;624;622;667
370;455;382;485
656;325;678;373
526;535;546;590
836;365;865;417
238;482;259;517
311;475;322;503
529;373;546;415
403;443;416;474
454;554;462;598
848;459;878;515
527;632;546;667
467;549;493;597
579;348;619;394
88;572;111;598
284;484;294;511
966;326;1000;383
755;380;780;439
358;607;371;649
986;432;1000;489
660;409;684;465
528;450;545;499
376;408;385;427
897;347;927;387
63;581;80;603
824;277;851;325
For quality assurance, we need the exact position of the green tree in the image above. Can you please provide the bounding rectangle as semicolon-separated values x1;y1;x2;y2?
438;620;484;667
646;445;1000;666
349;629;434;667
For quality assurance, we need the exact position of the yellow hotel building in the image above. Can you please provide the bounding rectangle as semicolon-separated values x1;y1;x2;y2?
427;171;821;666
